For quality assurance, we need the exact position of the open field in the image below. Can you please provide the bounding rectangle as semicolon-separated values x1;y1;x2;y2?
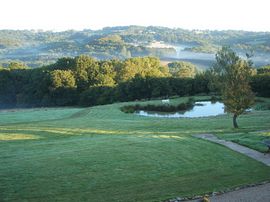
0;96;270;201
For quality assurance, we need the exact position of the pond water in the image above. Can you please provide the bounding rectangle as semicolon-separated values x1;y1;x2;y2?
135;101;226;118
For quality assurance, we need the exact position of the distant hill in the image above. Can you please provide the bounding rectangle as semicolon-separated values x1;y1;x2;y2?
1;26;270;68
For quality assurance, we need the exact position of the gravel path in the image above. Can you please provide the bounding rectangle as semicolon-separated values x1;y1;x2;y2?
186;183;270;202
193;134;270;166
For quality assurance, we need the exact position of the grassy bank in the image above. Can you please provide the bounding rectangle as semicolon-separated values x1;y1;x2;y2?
216;131;270;152
0;96;270;201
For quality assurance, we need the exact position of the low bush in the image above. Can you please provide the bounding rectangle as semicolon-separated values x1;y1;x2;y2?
121;98;195;113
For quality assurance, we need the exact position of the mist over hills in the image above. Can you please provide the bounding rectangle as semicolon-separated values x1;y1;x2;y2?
1;26;270;68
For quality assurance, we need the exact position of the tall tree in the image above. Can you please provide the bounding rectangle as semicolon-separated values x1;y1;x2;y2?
213;47;254;128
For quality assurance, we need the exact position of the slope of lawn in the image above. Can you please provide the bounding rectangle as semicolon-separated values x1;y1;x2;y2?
0;96;270;202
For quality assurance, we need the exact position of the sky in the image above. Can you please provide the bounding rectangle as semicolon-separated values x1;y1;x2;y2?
0;0;269;32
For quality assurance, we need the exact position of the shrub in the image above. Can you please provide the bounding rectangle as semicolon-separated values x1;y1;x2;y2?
121;98;195;113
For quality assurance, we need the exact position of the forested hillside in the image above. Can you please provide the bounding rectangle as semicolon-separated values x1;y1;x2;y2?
1;26;270;67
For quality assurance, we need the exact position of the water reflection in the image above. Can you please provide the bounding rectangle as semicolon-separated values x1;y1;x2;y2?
135;101;226;118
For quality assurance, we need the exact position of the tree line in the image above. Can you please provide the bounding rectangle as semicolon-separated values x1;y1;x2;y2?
0;55;269;109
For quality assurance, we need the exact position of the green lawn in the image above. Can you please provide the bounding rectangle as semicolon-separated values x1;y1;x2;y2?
216;131;270;152
0;96;270;201
215;97;270;153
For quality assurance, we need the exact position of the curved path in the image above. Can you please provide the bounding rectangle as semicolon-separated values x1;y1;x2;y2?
193;134;270;166
183;134;270;202
186;183;270;202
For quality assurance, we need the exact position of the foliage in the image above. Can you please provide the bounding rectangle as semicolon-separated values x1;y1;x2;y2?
257;65;270;75
251;74;270;97
192;73;211;94
121;98;194;113
79;86;116;106
0;69;16;107
8;61;29;70
0;55;269;109
117;57;170;82
50;70;76;89
49;70;77;106
168;61;197;78
253;98;270;110
213;47;255;128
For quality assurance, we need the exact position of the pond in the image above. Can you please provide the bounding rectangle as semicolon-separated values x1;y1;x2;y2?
135;101;226;118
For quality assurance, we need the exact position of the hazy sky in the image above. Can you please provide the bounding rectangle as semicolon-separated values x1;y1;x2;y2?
1;0;269;31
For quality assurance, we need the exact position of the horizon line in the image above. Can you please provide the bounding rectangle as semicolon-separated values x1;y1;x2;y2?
0;25;269;33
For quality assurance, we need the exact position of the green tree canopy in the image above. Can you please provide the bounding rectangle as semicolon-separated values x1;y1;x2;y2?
168;61;196;78
257;65;270;75
49;70;77;106
117;57;169;82
213;47;254;128
50;70;76;89
8;61;29;70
